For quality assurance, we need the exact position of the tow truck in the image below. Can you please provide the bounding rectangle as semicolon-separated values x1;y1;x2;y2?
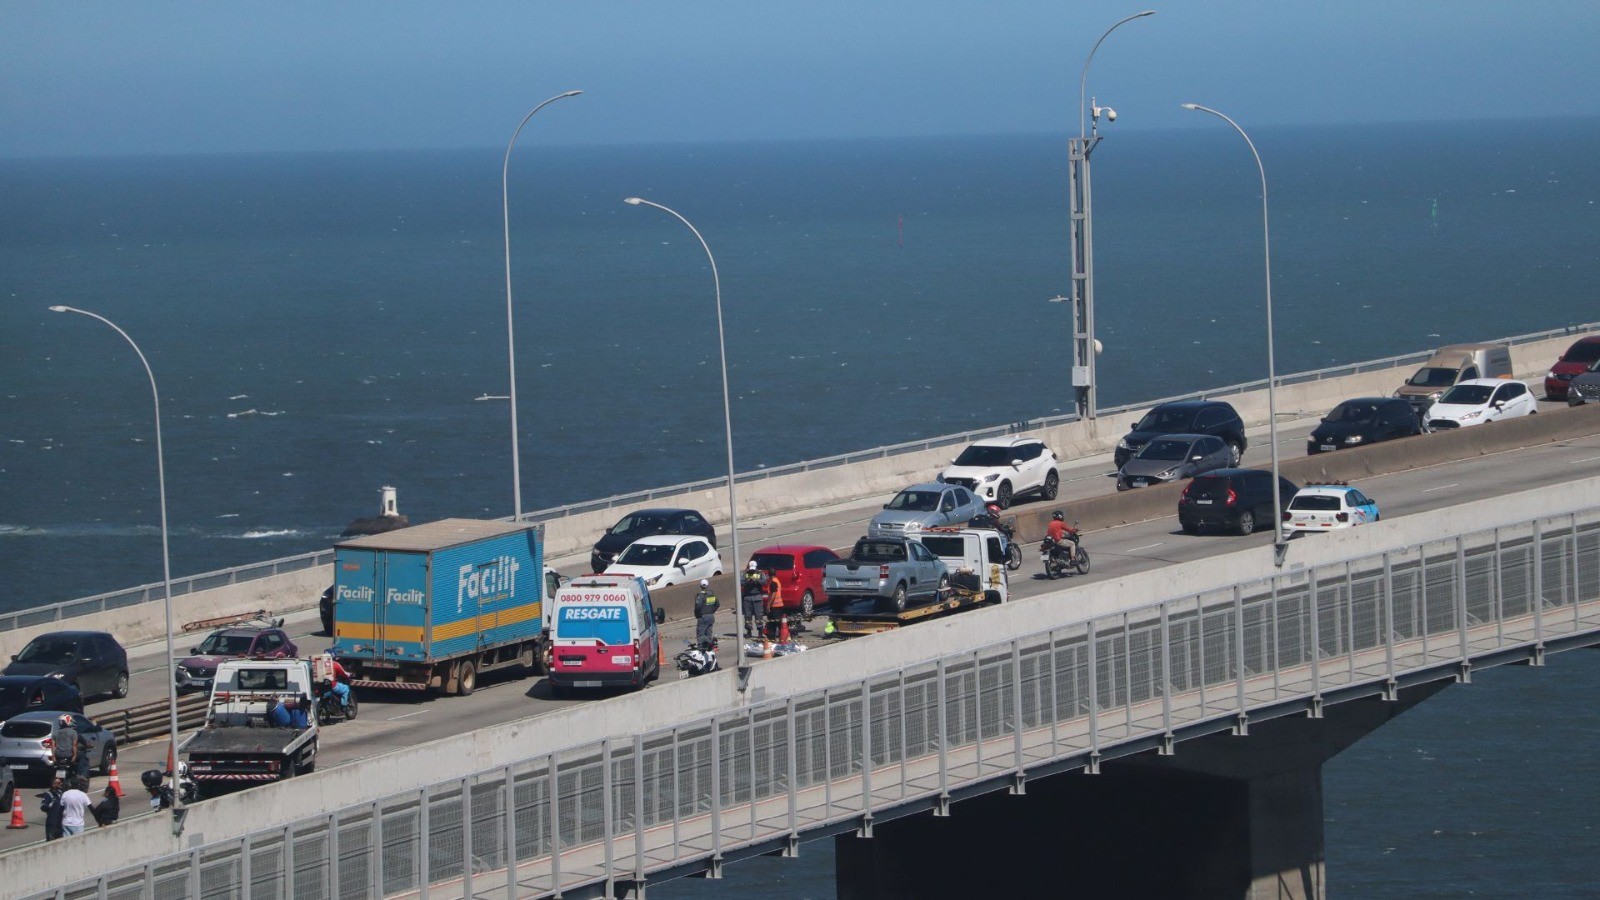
827;527;1010;636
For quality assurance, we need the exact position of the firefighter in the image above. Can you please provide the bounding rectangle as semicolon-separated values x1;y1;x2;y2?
740;561;768;638
693;578;719;647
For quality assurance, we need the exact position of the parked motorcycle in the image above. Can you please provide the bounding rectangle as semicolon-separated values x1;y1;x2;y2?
1040;526;1090;579
675;640;720;678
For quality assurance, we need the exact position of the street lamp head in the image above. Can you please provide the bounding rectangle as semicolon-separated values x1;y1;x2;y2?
559;90;584;98
623;197;643;206
48;305;69;312
1135;10;1157;17
1180;103;1200;110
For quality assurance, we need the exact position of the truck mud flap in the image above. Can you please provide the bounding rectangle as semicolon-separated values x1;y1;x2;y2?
352;678;428;691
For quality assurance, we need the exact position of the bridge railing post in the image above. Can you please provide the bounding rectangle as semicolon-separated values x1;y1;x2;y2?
1457;536;1470;670
1195;595;1207;715
1122;612;1135;739
547;753;560;894
1086;618;1100;768
1346;560;1358;681
936;658;949;807
860;681;873;828
1269;581;1281;701
787;697;799;845
1308;566;1322;703
1159;603;1173;745
1533;519;1545;648
1382;551;1396;696
1571;512;1583;630
1233;585;1246;729
1013;639;1025;782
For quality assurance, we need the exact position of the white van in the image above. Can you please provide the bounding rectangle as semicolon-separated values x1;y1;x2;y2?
545;575;666;696
912;527;1010;603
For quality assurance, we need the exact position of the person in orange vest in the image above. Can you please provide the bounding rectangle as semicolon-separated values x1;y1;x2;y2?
765;571;784;639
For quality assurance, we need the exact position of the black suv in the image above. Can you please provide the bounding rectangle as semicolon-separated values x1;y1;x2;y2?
1116;400;1247;469
0;675;86;723
591;508;717;574
1307;397;1421;454
3;631;129;700
1177;468;1299;536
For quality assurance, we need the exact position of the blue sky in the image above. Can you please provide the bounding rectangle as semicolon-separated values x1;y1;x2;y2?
2;1;1596;157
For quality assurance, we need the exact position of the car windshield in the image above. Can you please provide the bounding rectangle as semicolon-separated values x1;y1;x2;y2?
1407;367;1458;388
1290;495;1342;511
751;553;795;571
1136;439;1193;462
1564;342;1600;364
887;490;941;512
196;633;255;656
952;445;1016;467
609;513;665;536
1440;384;1494;405
1324;403;1376;424
1133;407;1198;432
14;636;79;664
0;720;52;738
617;543;675;566
0;684;31;704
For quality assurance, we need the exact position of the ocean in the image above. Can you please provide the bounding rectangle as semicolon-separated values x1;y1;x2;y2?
3;118;1600;895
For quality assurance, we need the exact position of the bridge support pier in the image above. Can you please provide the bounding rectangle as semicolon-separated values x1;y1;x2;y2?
835;685;1445;900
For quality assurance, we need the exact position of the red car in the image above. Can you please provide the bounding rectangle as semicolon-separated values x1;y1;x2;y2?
749;545;840;621
1544;336;1600;400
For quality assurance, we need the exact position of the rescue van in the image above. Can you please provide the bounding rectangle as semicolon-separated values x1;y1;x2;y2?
546;574;666;697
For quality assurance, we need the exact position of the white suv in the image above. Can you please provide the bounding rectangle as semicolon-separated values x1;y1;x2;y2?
937;436;1060;509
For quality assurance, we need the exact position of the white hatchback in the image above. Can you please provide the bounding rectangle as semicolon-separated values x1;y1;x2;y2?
1425;378;1537;430
603;534;723;588
938;436;1060;509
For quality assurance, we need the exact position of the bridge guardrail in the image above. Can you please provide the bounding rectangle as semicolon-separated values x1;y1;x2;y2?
37;500;1600;900
5;318;1595;636
97;692;209;746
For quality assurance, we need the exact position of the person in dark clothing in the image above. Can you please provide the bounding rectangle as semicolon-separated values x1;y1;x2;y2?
53;715;85;781
38;778;65;841
693;578;719;647
739;561;768;638
92;784;120;826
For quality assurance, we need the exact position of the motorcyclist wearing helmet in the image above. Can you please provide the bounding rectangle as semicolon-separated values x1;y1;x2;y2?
1046;511;1077;545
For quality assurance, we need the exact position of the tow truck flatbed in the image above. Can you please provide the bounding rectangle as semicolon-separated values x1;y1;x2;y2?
829;587;997;636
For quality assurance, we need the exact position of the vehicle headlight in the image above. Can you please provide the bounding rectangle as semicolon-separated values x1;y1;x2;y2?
1429;391;1443;400
1343;435;1364;444
1549;370;1559;379
1157;468;1178;479
982;473;999;483
646;574;663;585
1117;438;1132;450
1461;411;1482;420
904;522;923;533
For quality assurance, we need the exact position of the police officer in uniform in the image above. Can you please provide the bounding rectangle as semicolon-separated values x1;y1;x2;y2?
693;578;719;647
740;560;768;638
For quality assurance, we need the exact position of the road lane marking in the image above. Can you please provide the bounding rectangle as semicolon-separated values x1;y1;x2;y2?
1419;483;1459;493
1572;455;1600;464
387;710;428;721
1127;542;1165;553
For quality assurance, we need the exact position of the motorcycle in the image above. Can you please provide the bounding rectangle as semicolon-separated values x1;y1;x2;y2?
973;505;1024;571
141;764;200;807
675;640;720;678
315;685;359;723
1040;526;1091;579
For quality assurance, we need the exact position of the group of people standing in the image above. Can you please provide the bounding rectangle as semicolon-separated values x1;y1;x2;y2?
691;560;798;647
38;775;119;840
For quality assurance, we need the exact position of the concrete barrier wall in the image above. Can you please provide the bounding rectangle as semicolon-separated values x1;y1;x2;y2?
14;467;1600;897
8;334;1581;660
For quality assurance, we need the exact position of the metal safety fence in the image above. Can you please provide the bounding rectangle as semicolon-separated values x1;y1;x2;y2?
11;318;1594;636
34;504;1600;900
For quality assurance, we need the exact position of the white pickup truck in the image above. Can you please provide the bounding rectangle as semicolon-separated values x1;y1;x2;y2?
181;658;320;793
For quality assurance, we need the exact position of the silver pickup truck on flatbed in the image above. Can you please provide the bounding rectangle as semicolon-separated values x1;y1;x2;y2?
822;537;949;613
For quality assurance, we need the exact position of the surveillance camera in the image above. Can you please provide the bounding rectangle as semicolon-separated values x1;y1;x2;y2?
1104;107;1118;122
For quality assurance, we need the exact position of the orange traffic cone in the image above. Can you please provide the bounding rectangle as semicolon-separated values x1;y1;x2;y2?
778;615;791;644
6;788;25;829
107;760;125;798
761;639;774;660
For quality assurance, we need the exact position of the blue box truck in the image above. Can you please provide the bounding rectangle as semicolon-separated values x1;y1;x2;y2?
330;518;544;696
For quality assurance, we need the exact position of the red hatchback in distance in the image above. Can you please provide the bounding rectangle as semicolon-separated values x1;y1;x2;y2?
1544;336;1600;401
749;545;840;622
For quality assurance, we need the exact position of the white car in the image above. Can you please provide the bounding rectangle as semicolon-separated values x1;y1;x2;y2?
1283;484;1380;535
603;534;723;588
1425;378;1537;430
937;436;1060;509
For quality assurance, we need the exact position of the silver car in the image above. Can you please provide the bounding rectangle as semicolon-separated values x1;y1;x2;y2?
868;483;985;537
1116;433;1233;491
0;710;117;785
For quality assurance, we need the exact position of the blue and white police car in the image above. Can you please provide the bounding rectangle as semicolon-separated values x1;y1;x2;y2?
1282;483;1380;535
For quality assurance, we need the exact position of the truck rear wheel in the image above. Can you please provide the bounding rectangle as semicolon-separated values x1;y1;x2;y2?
456;661;477;696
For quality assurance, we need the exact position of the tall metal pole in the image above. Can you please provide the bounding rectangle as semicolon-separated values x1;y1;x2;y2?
48;305;186;821
1065;10;1155;420
503;89;582;522
1179;104;1288;567
622;197;747;681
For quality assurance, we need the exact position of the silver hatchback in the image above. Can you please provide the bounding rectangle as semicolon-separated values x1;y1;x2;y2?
0;710;117;785
869;483;986;538
1117;433;1233;491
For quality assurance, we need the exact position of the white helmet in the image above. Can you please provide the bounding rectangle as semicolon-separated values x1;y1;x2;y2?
748;560;758;571
699;578;709;587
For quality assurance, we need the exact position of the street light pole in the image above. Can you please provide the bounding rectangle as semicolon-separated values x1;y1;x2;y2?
48;304;187;825
622;197;748;685
503;89;583;522
1065;10;1155;420
1178;103;1288;567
